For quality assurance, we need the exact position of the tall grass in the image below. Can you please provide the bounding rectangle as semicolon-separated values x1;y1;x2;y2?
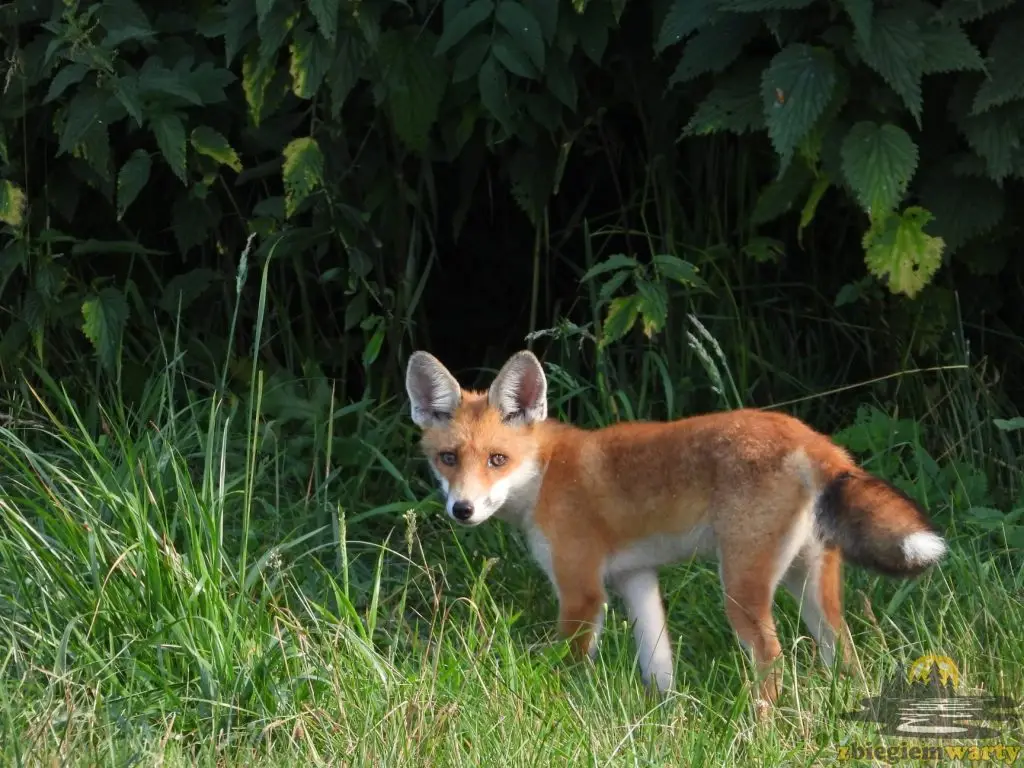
1;299;1023;765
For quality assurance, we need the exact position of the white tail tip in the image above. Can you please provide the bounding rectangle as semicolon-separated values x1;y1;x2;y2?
902;531;948;566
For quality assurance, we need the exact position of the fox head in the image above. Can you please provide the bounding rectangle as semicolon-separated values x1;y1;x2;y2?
405;350;547;526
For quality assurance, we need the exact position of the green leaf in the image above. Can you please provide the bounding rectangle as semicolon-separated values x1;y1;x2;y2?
496;1;545;72
436;0;494;55
959;106;1021;183
478;53;513;127
492;33;538;79
856;8;925;123
939;0;1014;24
840;121;918;215
920;21;983;75
116;149;151;220
282;137;325;218
582;253;638;282
242;50;274;126
863;207;944;299
546;49;577;110
81;288;130;373
58;86;107;156
453;35;491;83
256;0;277;27
916;170;1004;254
993;417;1024;432
683;61;765;137
636;278;669;337
600;294;642;348
799;174;830;243
150;112;187;183
719;0;813;9
656;0;720;53
972;17;1024;115
751;156;813;224
329;34;365;116
137;60;204;105
523;0;557;43
190;126;242;172
45;63;88;103
378;28;448;151
290;26;334;99
761;44;837;170
0;180;26;228
97;0;154;46
310;0;340;42
839;0;872;45
669;14;760;85
160;268;218;314
653;254;704;288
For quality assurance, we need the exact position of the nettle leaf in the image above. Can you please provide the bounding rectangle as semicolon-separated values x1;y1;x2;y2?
600;294;642;348
137;60;204;105
150;112;187;183
290;26;334;99
256;0;277;28
921;21;983;75
436;0;494;55
378;28;448;151
282;136;324;217
242;51;275;126
840;121;918;215
160;268;218;314
582;253;638;282
751;156;813;224
972;16;1024;115
656;0;720;53
329;34;365;116
917;169;1005;254
761;44;837;170
684;61;765;136
45;63;88;103
939;0;1014;24
81;287;130;373
116;149;151;220
190;126;242;172
309;0;340;42
959;105;1022;183
0;180;27;228
59;86;108;156
97;0;154;46
669;14;760;85
863;207;944;299
856;7;925;123
496;1;545;72
839;0;872;45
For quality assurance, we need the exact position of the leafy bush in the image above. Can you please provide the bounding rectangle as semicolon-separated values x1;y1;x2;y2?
2;0;1022;398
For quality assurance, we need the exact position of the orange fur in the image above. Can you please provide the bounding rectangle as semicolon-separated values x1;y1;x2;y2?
406;350;947;715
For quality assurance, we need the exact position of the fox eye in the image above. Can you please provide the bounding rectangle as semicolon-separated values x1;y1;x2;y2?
438;451;457;466
488;453;508;468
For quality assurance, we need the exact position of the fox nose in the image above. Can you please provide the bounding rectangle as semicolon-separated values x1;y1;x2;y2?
451;500;474;521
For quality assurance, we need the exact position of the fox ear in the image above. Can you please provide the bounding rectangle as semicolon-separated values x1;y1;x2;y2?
406;352;461;428
488;350;547;426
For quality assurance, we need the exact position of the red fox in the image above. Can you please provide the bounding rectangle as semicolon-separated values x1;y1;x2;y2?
405;349;947;713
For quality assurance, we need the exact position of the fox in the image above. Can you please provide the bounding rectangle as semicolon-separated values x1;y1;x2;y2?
404;349;948;714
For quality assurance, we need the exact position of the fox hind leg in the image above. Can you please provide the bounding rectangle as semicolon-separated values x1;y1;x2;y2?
782;546;855;673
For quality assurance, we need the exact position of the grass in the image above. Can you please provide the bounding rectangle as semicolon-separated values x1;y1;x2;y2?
1;334;1023;767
